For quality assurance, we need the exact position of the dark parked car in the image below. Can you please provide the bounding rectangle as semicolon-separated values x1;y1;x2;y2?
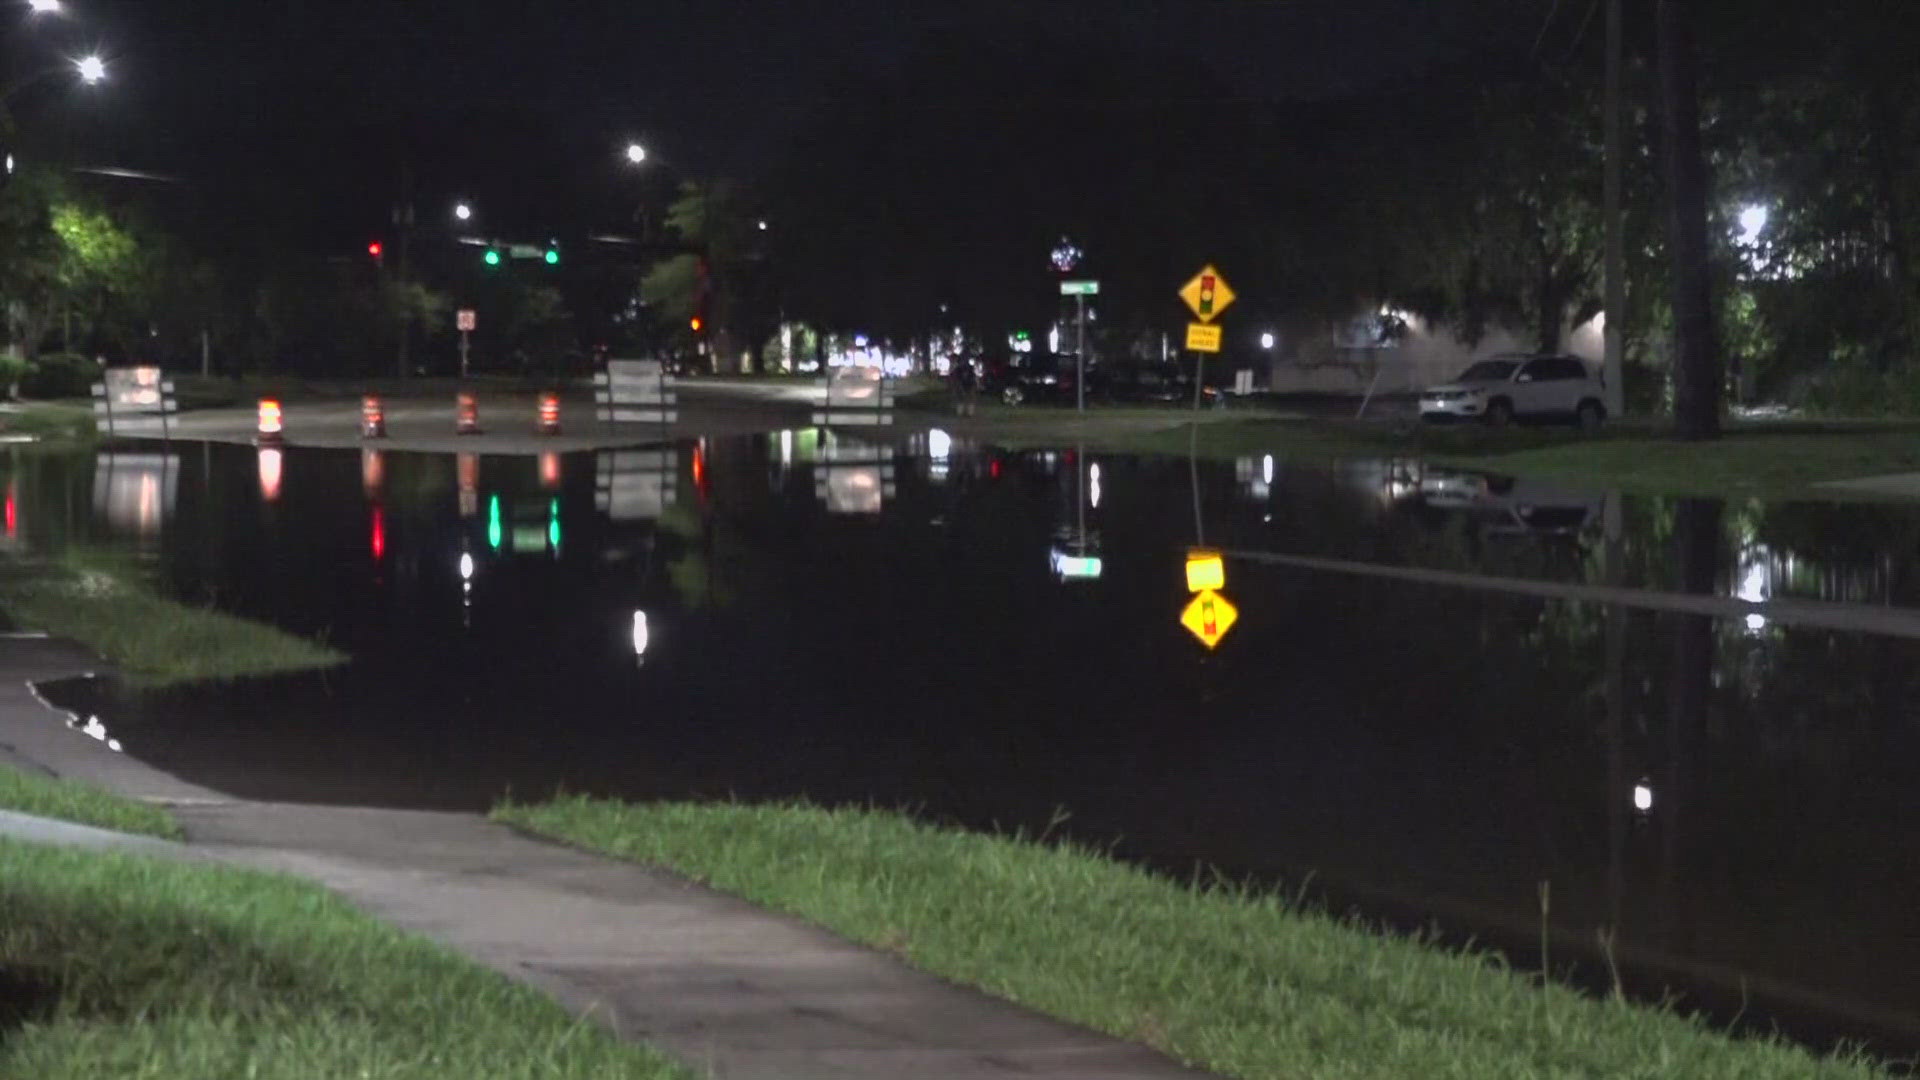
979;351;1086;406
1100;362;1220;406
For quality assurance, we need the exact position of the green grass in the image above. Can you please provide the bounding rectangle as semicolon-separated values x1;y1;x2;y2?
497;798;1889;1080
0;766;181;839
0;552;347;685
0;838;688;1079
0;402;96;442
987;410;1920;498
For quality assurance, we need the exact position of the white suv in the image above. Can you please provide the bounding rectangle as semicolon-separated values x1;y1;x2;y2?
1419;354;1607;429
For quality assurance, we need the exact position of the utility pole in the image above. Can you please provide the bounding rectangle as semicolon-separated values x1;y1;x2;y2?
1656;0;1721;439
1602;0;1626;418
394;162;415;379
1075;292;1087;412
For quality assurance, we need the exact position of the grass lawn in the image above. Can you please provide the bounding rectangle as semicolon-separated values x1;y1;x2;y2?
0;765;180;839
972;406;1920;498
0;402;96;442
0;552;347;685
0;838;688;1080
497;798;1889;1080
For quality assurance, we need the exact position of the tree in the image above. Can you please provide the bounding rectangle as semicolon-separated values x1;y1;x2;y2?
1657;0;1722;438
638;181;773;370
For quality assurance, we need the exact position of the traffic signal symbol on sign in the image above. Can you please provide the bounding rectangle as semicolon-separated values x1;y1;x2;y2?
1180;588;1239;649
1179;265;1236;323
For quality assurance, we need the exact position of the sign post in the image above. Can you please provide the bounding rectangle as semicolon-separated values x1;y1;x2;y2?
1060;280;1099;412
1178;265;1235;412
456;309;477;377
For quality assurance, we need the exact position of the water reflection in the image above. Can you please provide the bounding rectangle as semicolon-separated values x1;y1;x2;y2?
595;448;680;521
92;452;178;538
814;434;894;515
16;438;1920;1054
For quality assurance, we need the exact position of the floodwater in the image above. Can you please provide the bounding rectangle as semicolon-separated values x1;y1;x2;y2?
7;433;1920;1059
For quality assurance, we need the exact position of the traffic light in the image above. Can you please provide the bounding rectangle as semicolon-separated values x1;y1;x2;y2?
483;249;502;267
543;247;560;265
367;241;384;267
689;316;703;333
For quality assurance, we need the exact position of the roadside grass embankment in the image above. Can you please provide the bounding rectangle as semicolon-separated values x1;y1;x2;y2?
0;767;180;839
956;401;1920;498
0;550;346;685
0;401;96;442
0;838;690;1080
495;797;1891;1080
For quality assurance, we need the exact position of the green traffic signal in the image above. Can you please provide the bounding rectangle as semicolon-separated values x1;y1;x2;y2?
484;249;501;267
544;249;559;266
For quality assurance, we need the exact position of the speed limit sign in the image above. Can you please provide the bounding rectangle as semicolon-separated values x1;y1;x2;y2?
456;309;476;332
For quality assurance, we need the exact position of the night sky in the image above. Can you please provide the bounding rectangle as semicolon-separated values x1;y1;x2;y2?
35;0;1551;250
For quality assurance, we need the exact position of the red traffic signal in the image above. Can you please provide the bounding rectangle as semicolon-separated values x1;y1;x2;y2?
689;316;703;333
367;241;385;266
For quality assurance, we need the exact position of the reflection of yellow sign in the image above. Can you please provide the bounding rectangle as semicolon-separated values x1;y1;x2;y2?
1185;548;1224;592
1179;265;1235;323
1185;323;1222;353
1180;589;1238;649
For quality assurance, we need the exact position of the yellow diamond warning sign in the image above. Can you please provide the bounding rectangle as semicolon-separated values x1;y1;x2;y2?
1180;588;1239;649
1179;264;1235;323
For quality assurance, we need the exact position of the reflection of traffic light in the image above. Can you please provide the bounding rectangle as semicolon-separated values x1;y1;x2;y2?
483;249;501;268
689;316;703;333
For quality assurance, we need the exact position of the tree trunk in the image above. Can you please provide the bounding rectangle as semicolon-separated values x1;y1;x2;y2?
1656;0;1721;439
1536;271;1564;354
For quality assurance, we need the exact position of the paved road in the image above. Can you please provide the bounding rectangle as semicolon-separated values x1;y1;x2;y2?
0;634;1211;1080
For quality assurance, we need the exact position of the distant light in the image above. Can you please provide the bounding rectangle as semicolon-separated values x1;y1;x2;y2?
854;334;869;348
1632;781;1654;813
454;202;473;221
1050;548;1103;580
625;142;647;164
1262;454;1274;486
4;154;12;175
459;552;475;582
547;498;561;552
75;55;105;84
1745;613;1768;632
757;220;769;231
483;249;501;267
1738;204;1769;241
28;0;62;13
366;241;383;260
544;248;559;265
1260;332;1275;350
487;494;502;551
1089;462;1102;508
631;610;650;656
928;428;952;459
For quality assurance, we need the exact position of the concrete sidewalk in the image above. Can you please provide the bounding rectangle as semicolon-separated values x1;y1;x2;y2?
0;639;1211;1080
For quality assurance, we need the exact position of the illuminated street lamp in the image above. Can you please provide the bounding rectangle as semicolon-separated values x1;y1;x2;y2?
453;201;473;222
75;55;105;84
1260;331;1275;350
624;142;647;165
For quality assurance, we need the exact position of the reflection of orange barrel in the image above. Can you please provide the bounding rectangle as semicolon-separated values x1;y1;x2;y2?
256;398;284;444
361;395;385;438
537;392;561;435
456;392;480;435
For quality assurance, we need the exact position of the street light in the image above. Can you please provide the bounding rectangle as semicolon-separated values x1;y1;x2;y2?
453;202;473;222
624;142;647;165
1260;331;1275;350
74;55;105;84
27;0;63;14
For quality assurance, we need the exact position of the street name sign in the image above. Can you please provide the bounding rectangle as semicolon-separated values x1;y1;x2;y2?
1059;280;1101;296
